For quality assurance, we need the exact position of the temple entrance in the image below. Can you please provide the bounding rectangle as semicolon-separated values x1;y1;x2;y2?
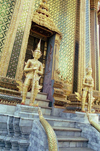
25;30;48;91
24;19;56;91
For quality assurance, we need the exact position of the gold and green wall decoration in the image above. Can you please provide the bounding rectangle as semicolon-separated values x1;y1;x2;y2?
6;0;34;78
1;0;77;85
35;0;77;83
0;0;16;59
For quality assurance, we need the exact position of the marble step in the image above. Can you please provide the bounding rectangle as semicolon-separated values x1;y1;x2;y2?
17;106;52;116
27;92;47;100
41;106;52;115
59;147;94;151
15;104;52;117
53;126;81;137
45;118;76;128
57;136;88;148
25;98;50;108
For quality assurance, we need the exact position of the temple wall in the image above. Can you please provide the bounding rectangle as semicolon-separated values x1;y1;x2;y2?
0;0;99;92
35;0;77;84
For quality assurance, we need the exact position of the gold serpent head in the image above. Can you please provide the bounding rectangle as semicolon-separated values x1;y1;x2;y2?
38;107;43;117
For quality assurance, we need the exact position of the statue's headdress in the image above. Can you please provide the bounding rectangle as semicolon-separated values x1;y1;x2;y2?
86;60;92;73
31;39;42;55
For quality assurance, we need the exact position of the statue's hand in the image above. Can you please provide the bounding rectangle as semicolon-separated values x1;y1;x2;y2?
33;67;38;70
35;69;39;74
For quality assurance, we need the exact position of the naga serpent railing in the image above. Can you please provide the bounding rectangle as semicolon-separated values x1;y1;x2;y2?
38;107;58;151
87;113;100;132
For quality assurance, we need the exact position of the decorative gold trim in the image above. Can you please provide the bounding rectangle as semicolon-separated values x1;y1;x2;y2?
38;108;58;151
0;100;19;106
15;0;35;80
90;0;99;10
0;0;23;77
32;0;62;38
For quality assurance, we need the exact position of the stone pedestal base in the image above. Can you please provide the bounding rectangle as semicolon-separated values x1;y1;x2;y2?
14;104;39;118
52;107;99;123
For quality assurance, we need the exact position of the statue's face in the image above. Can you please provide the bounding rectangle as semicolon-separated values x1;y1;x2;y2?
87;68;92;75
33;51;41;59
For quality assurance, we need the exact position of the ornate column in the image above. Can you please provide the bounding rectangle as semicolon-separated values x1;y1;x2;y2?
7;0;35;80
90;0;99;90
0;0;35;92
15;0;35;81
78;0;86;93
0;0;22;76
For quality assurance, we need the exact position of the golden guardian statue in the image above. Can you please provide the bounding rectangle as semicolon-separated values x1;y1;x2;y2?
21;40;43;106
81;64;94;112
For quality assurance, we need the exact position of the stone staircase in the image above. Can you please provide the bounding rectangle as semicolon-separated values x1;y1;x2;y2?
0;91;97;151
44;116;94;151
0;106;96;151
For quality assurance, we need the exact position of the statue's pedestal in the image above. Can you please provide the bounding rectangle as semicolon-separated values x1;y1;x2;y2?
14;104;39;118
52;107;99;123
87;113;99;123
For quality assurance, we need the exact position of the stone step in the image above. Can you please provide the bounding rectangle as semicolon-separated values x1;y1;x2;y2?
57;136;88;148
53;126;81;137
59;147;94;151
27;92;47;100
45;118;76;128
25;98;49;108
0;104;52;116
41;106;52;115
0;91;48;105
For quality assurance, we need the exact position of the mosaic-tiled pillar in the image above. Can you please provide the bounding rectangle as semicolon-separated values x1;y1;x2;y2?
7;0;35;81
73;0;80;93
0;0;35;91
78;0;86;93
90;0;99;90
0;0;22;76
